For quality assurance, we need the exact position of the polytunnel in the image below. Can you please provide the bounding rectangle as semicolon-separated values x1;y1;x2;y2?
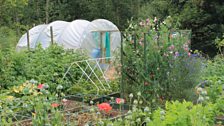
16;19;121;58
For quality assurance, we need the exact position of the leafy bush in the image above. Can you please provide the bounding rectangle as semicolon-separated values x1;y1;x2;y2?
121;17;203;106
102;99;221;126
0;45;86;93
0;44;119;95
0;26;18;51
201;55;224;103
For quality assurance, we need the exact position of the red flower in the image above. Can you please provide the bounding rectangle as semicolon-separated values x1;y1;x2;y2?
51;103;60;108
37;84;44;89
116;98;125;104
97;103;112;113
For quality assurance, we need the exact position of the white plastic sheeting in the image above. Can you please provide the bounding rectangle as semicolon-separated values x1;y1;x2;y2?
36;21;69;49
17;24;47;51
57;20;90;49
80;19;121;57
16;19;121;58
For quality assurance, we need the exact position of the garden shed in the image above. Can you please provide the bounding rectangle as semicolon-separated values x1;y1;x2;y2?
16;19;121;58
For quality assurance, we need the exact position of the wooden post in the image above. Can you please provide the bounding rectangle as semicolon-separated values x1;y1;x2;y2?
27;30;30;51
100;32;103;63
134;34;137;50
50;26;53;45
120;32;124;99
144;33;147;88
108;32;111;63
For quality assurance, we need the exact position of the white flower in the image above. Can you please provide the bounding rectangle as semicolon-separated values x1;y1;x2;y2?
197;96;204;103
201;90;207;96
90;101;94;105
167;72;170;76
110;97;114;100
137;92;141;96
205;96;209;100
133;100;138;105
60;92;65;96
139;100;143;104
144;107;150;112
98;121;104;125
197;87;203;93
132;106;137;112
56;85;63;90
62;98;68;103
29;79;37;84
44;84;49;89
127;110;132;114
160;110;165;115
136;118;141;123
129;93;134;98
125;115;132;120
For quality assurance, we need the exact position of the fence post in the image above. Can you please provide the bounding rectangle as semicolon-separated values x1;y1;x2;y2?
120;32;124;99
144;33;147;87
50;26;53;45
133;34;137;50
27;30;30;51
100;32;103;63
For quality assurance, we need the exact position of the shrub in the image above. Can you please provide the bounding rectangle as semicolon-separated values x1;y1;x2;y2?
121;17;203;106
0;45;87;93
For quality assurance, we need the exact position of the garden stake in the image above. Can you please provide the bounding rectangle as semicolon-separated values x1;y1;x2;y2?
27;30;30;51
133;34;137;50
144;33;147;89
50;26;53;45
120;32;124;100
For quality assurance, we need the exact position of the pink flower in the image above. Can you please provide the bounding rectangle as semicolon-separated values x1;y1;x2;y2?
188;52;191;56
146;18;150;25
184;47;189;51
168;45;175;50
144;82;149;86
175;51;179;56
139;41;143;46
37;84;44;89
51;103;60;108
97;103;112;113
154;17;158;22
116;98;125;104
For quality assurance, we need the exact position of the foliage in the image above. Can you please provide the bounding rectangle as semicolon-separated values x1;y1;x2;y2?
32;101;64;126
102;97;222;126
121;17;203;107
215;34;224;54
137;0;224;57
200;55;224;103
0;26;18;51
0;45;85;93
0;80;59;125
148;101;216;126
0;0;224;56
